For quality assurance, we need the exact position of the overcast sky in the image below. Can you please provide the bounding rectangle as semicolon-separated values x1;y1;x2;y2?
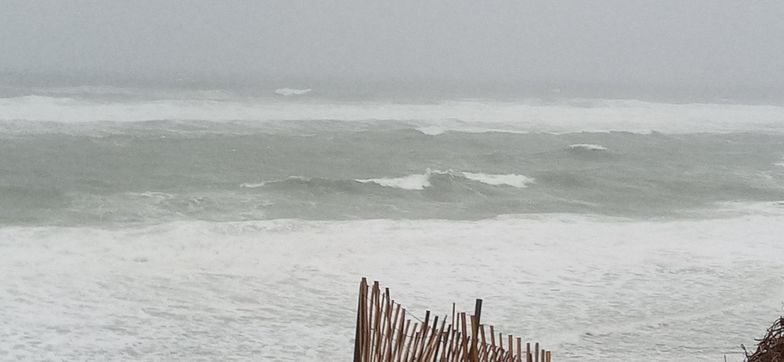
1;1;783;90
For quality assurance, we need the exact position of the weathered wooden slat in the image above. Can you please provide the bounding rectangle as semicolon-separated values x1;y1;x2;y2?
534;342;539;362
353;279;552;362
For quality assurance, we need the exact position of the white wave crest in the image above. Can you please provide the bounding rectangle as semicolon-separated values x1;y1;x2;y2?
240;182;267;188
356;173;431;190
135;191;175;199
415;126;446;135
569;144;608;151
461;172;534;188
356;169;534;190
274;88;312;96
241;176;311;188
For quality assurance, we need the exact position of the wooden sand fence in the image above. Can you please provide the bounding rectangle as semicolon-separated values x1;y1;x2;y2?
354;278;552;362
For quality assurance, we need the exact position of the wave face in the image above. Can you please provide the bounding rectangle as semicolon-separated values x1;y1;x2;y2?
1;119;783;225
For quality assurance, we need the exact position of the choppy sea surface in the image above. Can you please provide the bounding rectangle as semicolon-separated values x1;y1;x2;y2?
1;88;783;361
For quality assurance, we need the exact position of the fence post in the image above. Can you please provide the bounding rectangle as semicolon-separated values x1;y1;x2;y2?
470;299;483;362
354;278;367;362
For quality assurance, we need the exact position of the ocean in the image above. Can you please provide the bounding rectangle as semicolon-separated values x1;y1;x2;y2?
1;86;783;361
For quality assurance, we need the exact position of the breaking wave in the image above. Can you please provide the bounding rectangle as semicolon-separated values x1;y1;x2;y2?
274;88;312;96
461;172;535;188
357;170;534;190
568;144;609;151
239;182;267;189
246;170;534;193
356;173;432;190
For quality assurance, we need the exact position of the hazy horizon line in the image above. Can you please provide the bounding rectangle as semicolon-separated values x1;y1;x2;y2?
2;70;783;105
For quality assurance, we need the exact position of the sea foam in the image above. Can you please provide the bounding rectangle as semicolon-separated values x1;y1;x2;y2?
3;95;784;134
2;209;783;361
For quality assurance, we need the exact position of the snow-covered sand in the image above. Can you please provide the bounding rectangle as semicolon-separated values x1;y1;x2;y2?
2;206;783;361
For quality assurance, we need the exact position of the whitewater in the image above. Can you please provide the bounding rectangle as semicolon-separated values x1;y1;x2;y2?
2;94;784;134
1;91;784;361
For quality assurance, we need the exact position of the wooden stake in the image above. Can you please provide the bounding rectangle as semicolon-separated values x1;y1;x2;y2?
470;299;482;362
507;335;513;362
534;343;539;362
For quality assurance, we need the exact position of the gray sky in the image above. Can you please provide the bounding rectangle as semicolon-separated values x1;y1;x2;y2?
1;1;783;91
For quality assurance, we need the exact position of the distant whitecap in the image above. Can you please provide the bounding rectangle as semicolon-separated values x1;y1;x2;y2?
461;172;534;188
240;182;267;188
356;169;534;190
274;88;312;96
356;173;431;190
568;143;608;151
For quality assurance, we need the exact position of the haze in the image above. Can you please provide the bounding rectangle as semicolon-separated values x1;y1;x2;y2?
1;1;783;99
